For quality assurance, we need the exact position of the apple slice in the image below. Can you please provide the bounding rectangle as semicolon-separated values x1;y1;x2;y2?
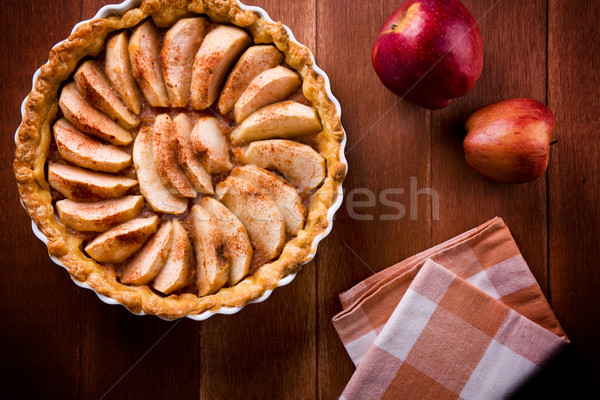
172;114;214;194
120;221;173;285
190;25;251;110
152;114;197;198
58;83;132;146
160;17;209;108
153;219;194;294
234;66;301;123
230;101;322;145
239;139;326;192
48;163;137;202
190;117;232;174
231;166;306;236
129;20;169;107
216;176;285;262
84;216;159;264
218;45;283;114
133;127;188;215
200;197;252;286
53;119;131;173
56;195;144;232
188;205;230;296
121;221;173;285
105;31;142;114
74;60;139;129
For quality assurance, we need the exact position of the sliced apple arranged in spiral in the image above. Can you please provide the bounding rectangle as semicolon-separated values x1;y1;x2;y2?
152;114;197;198
172;113;214;194
56;195;144;232
133;127;188;215
153;219;194;295
234;66;301;123
218;45;283;114
74;60;139;129
239;139;326;192
231;166;306;236
121;220;174;285
105;31;142;114
44;17;333;299
191;25;251;109
190;116;233;174
216;176;285;262
160;17;209;108
59;83;132;146
48;163;137;202
129;20;170;107
231;101;322;145
84;216;160;264
53;119;131;173
188;205;230;296
200;196;253;286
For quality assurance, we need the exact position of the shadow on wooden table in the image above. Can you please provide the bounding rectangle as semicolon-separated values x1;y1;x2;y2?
512;345;596;399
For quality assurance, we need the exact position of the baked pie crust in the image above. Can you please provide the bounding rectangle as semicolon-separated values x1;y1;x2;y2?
13;0;346;319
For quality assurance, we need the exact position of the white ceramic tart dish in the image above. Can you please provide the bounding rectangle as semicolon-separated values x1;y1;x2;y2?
13;0;347;320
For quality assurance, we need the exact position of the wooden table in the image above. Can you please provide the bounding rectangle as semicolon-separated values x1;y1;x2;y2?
1;0;598;398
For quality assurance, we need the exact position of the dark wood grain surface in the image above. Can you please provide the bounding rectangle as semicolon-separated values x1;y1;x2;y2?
1;0;598;398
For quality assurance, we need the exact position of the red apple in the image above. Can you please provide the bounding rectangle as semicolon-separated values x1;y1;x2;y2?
463;98;556;184
372;0;483;109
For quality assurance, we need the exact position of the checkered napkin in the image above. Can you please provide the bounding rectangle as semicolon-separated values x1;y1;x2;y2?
333;218;568;400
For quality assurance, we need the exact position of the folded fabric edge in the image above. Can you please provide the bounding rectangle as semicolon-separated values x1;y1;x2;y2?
332;218;568;368
337;218;499;308
335;217;501;319
340;260;568;400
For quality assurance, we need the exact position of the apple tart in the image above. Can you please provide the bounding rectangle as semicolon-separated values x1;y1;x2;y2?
14;0;346;319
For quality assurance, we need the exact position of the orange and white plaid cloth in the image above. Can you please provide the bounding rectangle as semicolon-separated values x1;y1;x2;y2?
333;218;568;400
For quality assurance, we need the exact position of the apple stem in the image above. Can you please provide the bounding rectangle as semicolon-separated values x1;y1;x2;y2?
391;24;398;30
550;139;559;146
